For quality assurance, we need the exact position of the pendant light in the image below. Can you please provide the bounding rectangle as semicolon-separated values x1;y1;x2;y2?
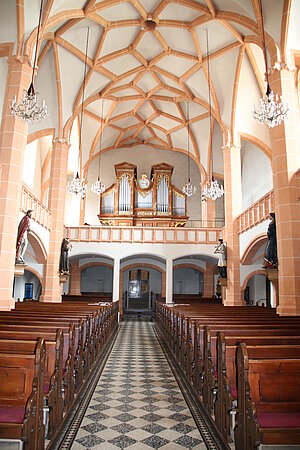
202;29;224;202
253;0;288;127
10;0;47;124
67;27;89;200
91;99;106;195
182;102;196;197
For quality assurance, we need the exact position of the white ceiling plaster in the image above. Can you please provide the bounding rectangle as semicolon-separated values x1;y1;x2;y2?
50;0;85;15
212;123;223;175
98;3;141;21
111;115;140;128
62;19;102;58
0;1;17;43
213;0;256;22
110;100;140;118
85;70;110;99
263;0;284;46
155;54;195;78
138;0;161;13
81;114;99;165
171;127;190;152
101;126;123;148
193;118;210;172
155;72;185;90
151;115;180;131
102;53;141;76
136;32;164;60
86;98;115;117
209;47;239;127
228;21;254;38
135;101;156;119
152;100;181;117
158;27;198;56
24;0;40;40
136;71;159;92
101;26;140;57
158;3;203;21
185;67;210;104
195;20;236;57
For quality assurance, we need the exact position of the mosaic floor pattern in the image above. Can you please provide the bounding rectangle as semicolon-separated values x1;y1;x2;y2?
71;320;208;450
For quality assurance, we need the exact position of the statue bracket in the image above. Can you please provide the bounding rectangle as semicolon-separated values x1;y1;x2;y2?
14;263;27;277
59;273;70;284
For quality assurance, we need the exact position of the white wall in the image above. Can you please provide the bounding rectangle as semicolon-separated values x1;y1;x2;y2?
247;274;267;305
14;270;41;301
0;57;8;122
173;267;203;294
81;265;113;293
241;140;273;210
122;267;162;295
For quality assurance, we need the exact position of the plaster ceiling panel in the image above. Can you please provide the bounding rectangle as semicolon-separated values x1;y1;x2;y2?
67;119;79;174
180;101;207;120
158;27;197;56
109;72;142;89
262;0;284;46
156;87;185;98
135;100;156;119
28;47;59;135
152;99;181;117
85;98;115;118
137;128;153;141
114;87;141;97
102;54;141;76
139;0;161;13
50;0;86;15
0;1;16;43
81;114;99;165
38;135;53;169
248;43;265;87
98;3;141;21
151;127;168;142
24;0;40;40
212;123;224;175
136;71;159;92
57;45;85;124
213;0;256;22
111;116;140;128
192;118;210;172
171;127;189;151
62;19;102;58
136;33;164;60
234;52;271;147
110;100;140;118
158;3;203;21
209;47;239;127
228;21;254;38
85;71;110;99
151;115;180;131
101;27;139;57
155;73;183;90
195;21;236;57
286;1;300;62
118;128;139;141
47;21;69;34
101;126;122;148
185;67;209;103
155;55;195;78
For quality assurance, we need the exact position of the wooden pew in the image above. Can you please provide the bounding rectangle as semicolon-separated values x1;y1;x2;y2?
0;338;45;450
235;343;300;449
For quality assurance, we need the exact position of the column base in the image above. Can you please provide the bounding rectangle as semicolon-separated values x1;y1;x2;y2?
0;298;15;311
276;304;300;316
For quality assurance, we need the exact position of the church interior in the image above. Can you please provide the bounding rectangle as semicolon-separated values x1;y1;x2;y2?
0;0;300;449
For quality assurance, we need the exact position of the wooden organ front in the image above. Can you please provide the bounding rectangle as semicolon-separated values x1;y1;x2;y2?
98;162;188;227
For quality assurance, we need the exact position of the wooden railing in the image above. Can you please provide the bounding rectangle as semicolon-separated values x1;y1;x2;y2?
21;186;52;230
238;190;274;234
65;226;222;245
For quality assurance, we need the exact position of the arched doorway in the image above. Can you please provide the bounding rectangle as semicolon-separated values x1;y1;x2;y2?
13;269;42;301
244;273;270;307
173;267;204;295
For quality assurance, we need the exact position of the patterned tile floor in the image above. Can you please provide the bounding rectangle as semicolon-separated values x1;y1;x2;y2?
71;320;208;450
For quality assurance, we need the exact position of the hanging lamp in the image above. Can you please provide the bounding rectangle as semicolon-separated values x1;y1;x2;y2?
182;102;196;197
202;29;224;202
67;27;89;200
253;0;288;128
10;0;47;124
91;100;106;195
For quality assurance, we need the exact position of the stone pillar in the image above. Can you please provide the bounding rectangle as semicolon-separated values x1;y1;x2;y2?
201;181;215;227
166;258;173;304
223;145;243;306
0;56;32;310
40;140;69;302
161;270;166;299
203;264;214;297
113;257;120;303
268;67;300;315
69;260;81;295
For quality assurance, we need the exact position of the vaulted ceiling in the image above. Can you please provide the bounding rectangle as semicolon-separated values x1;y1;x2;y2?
1;0;298;182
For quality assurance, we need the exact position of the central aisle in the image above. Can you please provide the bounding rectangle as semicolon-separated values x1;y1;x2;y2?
71;319;208;449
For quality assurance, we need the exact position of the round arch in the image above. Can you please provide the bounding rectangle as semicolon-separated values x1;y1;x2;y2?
28;230;47;264
241;233;267;265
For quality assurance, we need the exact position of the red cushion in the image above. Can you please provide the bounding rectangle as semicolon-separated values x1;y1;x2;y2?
258;412;300;429
0;407;25;424
230;384;237;399
44;382;49;394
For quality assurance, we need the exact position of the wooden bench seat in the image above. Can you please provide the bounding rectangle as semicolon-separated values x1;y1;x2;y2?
0;338;45;450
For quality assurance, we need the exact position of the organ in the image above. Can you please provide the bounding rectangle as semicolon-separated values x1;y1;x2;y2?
98;162;188;227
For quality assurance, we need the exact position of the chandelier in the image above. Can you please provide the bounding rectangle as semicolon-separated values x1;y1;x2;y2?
202;29;224;202
91;100;106;195
10;0;47;124
253;0;288;128
182;102;196;197
67;172;88;199
67;28;90;200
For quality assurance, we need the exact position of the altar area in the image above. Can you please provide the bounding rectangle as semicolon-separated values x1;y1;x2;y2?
98;162;188;227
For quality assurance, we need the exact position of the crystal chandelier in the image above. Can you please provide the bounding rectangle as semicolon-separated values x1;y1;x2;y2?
202;176;224;201
253;0;288;128
10;0;47;125
67;28;90;200
202;30;224;202
182;102;196;197
253;83;288;128
67;172;88;199
91;100;106;195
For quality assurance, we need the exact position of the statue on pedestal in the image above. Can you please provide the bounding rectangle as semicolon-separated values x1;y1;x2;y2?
16;210;33;264
263;212;278;269
214;238;227;278
59;238;72;275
